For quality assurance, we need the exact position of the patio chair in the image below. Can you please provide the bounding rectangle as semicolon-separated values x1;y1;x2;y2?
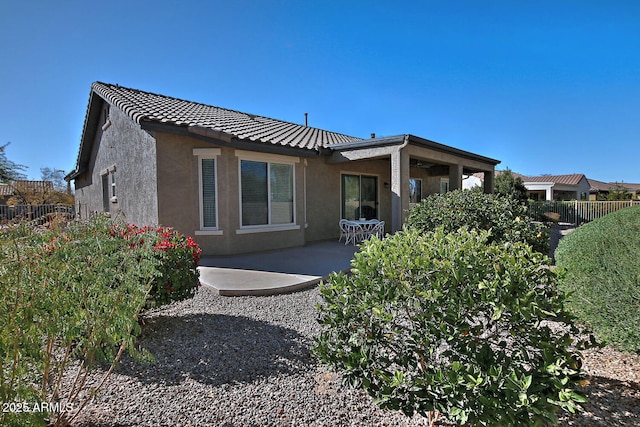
338;219;349;243
370;220;385;239
343;221;365;245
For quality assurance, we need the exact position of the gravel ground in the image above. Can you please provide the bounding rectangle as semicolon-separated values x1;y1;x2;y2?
67;285;639;427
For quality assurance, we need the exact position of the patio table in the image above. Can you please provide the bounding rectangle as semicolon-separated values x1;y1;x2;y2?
340;219;384;245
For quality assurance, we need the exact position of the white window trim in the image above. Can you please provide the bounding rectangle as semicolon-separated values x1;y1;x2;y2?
194;148;222;234
100;165;117;204
236;224;300;234
195;229;223;236
236;150;299;232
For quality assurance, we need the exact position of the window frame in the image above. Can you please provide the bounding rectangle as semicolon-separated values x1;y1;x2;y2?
235;150;300;234
194;148;222;236
340;172;379;221
440;177;450;194
409;178;422;204
100;165;117;211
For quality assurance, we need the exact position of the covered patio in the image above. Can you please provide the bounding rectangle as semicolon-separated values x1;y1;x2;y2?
328;134;499;232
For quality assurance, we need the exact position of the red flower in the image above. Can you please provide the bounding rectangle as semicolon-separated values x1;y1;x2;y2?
154;240;176;251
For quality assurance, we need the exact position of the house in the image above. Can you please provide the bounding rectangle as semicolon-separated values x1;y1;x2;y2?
587;178;640;200
0;180;55;205
523;174;591;201
66;82;500;255
462;172;484;190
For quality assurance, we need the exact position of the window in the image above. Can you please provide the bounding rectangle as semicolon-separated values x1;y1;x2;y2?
409;178;422;204
200;158;217;228
101;174;110;212
101;165;116;212
194;148;221;232
239;158;295;227
111;170;116;198
440;177;450;194
342;174;378;220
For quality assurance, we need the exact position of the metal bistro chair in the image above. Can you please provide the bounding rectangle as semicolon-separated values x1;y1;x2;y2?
370;220;385;239
338;219;349;243
343;221;365;245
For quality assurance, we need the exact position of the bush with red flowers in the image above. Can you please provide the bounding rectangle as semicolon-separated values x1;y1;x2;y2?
0;214;202;426
109;221;202;307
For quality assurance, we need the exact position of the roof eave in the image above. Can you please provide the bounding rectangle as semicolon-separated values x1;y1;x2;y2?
67;88;106;181
329;134;501;166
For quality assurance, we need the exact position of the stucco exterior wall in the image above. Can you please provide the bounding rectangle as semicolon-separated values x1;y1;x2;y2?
154;132;307;255
153;134;450;254
304;157;392;242
74;105;159;224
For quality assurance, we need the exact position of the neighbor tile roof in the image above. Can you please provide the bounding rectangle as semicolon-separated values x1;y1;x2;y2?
92;82;362;151
0;184;12;196
0;181;54;196
588;178;640;192
523;174;586;186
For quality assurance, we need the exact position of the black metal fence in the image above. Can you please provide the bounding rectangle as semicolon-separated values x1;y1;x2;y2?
528;200;640;226
0;204;75;224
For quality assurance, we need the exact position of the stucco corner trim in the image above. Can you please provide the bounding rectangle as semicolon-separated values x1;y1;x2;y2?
235;224;301;235
195;229;224;236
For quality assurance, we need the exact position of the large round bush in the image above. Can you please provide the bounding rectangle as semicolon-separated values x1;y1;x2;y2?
555;206;640;353
406;189;549;254
314;228;593;426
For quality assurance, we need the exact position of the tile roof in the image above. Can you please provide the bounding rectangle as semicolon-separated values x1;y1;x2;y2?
588;178;640;192
523;174;586;186
92;82;362;151
0;181;54;197
0;184;12;197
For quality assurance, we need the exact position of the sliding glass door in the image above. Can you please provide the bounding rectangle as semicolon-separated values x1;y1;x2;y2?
341;174;378;220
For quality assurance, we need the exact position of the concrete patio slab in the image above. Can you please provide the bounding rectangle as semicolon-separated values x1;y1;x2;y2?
198;240;358;296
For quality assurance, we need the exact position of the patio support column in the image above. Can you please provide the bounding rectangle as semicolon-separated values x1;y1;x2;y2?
391;146;410;233
449;164;463;191
483;170;494;193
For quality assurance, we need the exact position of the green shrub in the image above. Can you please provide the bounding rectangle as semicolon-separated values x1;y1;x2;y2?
407;189;549;254
314;228;594;426
108;221;202;307
0;215;202;426
555;206;640;353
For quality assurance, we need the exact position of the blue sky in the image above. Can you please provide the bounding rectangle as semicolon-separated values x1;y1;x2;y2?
1;1;639;183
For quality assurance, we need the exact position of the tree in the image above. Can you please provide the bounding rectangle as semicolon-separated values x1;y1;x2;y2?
0;142;27;183
606;183;632;201
494;168;528;201
40;167;69;193
7;168;74;206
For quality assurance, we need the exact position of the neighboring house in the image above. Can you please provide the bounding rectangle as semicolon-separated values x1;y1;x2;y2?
587;178;640;200
66;82;500;255
0;180;58;222
0;180;55;205
462;172;484;190
523;174;591;201
0;184;12;205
